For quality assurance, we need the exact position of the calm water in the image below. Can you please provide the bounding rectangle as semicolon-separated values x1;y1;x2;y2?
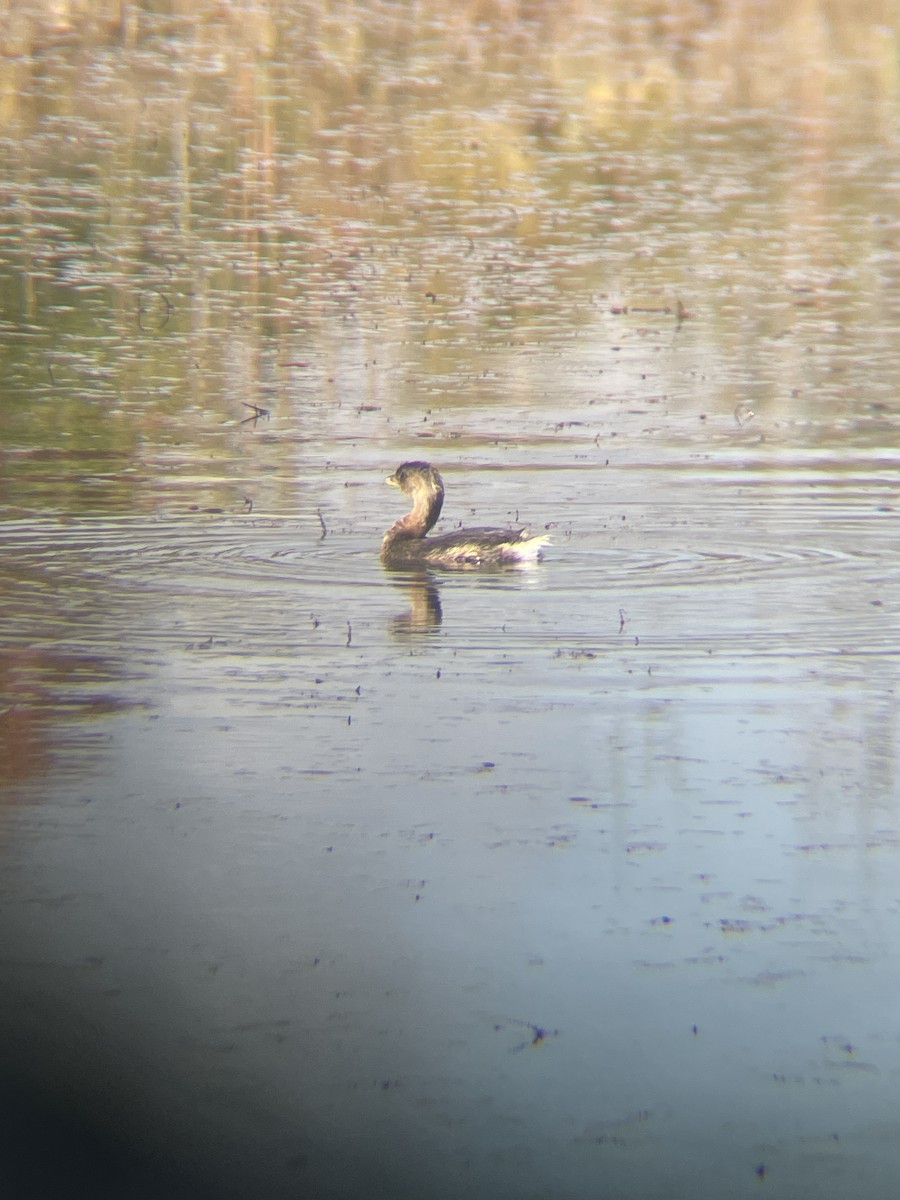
3;4;900;1198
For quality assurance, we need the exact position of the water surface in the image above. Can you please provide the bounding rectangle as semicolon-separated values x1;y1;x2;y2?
3;4;900;1198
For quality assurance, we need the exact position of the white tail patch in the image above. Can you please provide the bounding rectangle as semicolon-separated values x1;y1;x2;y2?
504;533;550;563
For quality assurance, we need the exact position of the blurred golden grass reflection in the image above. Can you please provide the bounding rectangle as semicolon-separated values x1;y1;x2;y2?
1;0;900;499
3;1;898;122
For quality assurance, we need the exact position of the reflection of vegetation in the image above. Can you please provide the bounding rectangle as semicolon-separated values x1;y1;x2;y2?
0;645;137;796
1;1;900;510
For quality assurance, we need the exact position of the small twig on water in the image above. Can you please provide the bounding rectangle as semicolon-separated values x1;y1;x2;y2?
618;608;627;634
240;402;270;426
734;401;754;427
346;622;352;647
494;1016;560;1054
317;509;328;539
137;288;171;332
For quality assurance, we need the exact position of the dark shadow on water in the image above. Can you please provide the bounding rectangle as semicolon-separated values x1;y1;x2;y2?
0;995;354;1200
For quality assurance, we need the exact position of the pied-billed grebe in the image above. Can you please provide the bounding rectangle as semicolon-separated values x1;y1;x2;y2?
380;461;549;569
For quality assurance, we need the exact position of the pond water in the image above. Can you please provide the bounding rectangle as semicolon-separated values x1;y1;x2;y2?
3;3;900;1198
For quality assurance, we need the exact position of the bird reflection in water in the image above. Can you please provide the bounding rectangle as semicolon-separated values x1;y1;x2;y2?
384;567;443;636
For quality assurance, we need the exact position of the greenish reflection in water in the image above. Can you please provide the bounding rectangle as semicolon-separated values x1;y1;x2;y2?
2;1;900;514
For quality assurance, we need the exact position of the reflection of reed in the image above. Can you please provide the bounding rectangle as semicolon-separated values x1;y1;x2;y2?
5;0;900;522
0;646;134;800
385;569;443;636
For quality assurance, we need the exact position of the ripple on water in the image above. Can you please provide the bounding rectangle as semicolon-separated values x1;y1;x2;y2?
1;499;898;682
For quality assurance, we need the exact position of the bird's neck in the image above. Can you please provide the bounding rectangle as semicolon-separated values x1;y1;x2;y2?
389;489;443;539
